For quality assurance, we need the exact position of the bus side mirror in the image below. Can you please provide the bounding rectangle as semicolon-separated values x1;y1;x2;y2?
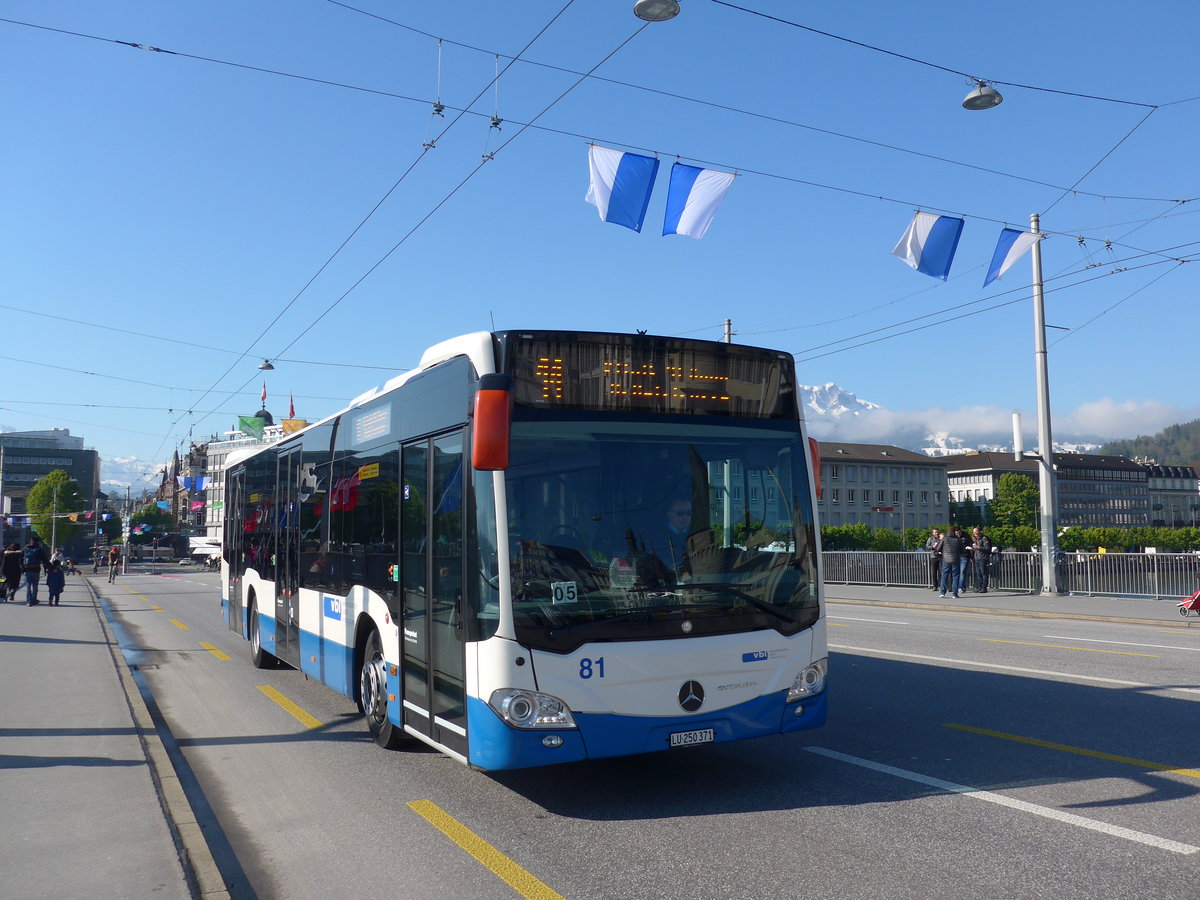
472;374;512;471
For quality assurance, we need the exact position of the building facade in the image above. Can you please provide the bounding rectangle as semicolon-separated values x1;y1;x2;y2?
1144;464;1200;528
945;451;1154;528
816;443;949;530
0;428;103;547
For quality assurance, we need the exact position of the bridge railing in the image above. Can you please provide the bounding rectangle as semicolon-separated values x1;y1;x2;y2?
821;550;1200;599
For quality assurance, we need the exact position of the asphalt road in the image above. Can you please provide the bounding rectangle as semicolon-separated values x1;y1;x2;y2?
97;568;1200;899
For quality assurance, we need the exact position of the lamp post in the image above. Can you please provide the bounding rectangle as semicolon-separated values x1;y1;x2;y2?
1029;213;1059;594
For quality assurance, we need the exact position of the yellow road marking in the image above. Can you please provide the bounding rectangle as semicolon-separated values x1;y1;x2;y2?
137;595;150;602
829;622;849;627
200;642;231;661
169;618;189;630
408;800;565;900
981;638;1157;657
947;724;1200;780
257;685;323;729
150;604;164;612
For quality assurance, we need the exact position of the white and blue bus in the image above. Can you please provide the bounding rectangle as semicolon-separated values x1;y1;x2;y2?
220;330;826;770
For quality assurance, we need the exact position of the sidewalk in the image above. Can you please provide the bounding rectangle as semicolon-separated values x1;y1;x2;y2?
825;581;1196;628
0;571;216;899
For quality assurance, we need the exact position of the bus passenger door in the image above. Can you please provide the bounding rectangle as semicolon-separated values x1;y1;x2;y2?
226;468;246;634
274;449;301;667
400;433;467;758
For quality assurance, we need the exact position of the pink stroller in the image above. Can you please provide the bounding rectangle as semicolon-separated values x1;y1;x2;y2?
1178;589;1200;617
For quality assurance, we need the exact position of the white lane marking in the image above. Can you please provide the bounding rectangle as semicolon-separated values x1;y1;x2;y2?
1045;635;1200;653
804;746;1199;856
828;616;910;625
829;644;1200;696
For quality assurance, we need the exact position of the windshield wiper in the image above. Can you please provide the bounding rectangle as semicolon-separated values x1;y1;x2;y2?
545;605;681;639
672;583;797;623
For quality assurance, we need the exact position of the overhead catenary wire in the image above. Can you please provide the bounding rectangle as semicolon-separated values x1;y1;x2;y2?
154;1;585;462
0;15;1187;207
707;0;1162;109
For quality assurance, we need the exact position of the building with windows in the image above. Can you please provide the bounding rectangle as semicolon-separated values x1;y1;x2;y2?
1144;463;1200;528
0;428;102;546
816;443;948;530
944;451;1152;528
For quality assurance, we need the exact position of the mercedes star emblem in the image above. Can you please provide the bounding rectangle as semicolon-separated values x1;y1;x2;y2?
678;680;705;712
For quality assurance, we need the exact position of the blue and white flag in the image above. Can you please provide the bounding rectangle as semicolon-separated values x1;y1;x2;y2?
176;475;210;492
984;227;1042;287
585;145;660;232
892;211;965;280
662;163;736;240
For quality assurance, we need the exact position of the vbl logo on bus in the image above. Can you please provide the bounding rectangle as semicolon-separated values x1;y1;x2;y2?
324;595;343;621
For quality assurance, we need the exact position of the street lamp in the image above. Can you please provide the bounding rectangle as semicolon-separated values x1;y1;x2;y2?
1028;214;1059;593
634;0;680;22
963;81;1004;110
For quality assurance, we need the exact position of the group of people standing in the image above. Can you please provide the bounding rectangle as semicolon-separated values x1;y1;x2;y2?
925;525;995;599
1;535;66;606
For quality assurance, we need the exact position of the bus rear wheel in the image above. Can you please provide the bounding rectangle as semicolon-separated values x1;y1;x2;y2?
360;630;405;749
250;603;277;669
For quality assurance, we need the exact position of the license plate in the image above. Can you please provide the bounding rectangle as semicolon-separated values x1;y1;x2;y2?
669;727;714;748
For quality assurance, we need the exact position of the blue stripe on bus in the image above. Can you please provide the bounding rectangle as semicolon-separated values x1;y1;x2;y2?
298;628;354;699
465;689;828;771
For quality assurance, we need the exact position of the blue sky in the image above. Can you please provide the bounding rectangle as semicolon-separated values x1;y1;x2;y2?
4;1;1198;485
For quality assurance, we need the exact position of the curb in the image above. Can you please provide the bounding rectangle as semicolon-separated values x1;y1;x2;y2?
827;595;1193;629
86;577;231;900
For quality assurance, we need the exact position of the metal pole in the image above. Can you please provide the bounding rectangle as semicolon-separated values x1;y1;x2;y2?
50;483;59;554
722;318;733;548
1030;214;1058;594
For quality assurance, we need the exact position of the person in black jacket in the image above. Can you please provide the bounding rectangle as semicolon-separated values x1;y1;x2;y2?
924;528;942;590
21;536;51;605
970;527;993;593
938;527;964;598
2;542;23;602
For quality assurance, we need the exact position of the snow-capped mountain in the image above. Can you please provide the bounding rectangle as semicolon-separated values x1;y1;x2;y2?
800;384;1101;456
801;383;881;420
100;455;165;496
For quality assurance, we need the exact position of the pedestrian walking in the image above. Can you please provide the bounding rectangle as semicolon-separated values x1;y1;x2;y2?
938;527;965;598
22;535;51;605
46;561;65;606
2;542;23;602
925;528;942;589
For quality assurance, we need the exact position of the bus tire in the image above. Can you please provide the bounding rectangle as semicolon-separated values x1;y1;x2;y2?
359;629;404;749
249;602;277;669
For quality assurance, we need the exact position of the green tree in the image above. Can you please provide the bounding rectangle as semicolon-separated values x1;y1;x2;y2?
27;470;86;545
990;473;1039;529
129;506;175;544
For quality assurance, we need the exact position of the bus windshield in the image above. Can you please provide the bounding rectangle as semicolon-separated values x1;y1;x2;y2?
504;419;819;653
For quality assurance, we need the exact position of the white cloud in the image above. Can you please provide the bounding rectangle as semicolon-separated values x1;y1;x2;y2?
806;399;1200;448
1057;399;1200;441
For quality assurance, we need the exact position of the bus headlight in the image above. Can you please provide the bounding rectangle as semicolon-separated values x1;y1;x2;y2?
488;689;577;729
786;658;827;703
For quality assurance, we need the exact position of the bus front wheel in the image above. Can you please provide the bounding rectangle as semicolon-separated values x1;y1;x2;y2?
360;630;405;749
249;603;277;669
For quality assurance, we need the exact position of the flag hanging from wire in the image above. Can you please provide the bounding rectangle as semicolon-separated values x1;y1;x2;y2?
984;227;1043;287
662;163;736;240
261;382;267;405
176;476;210;492
289;393;296;418
892;211;965;280
585;145;660;232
